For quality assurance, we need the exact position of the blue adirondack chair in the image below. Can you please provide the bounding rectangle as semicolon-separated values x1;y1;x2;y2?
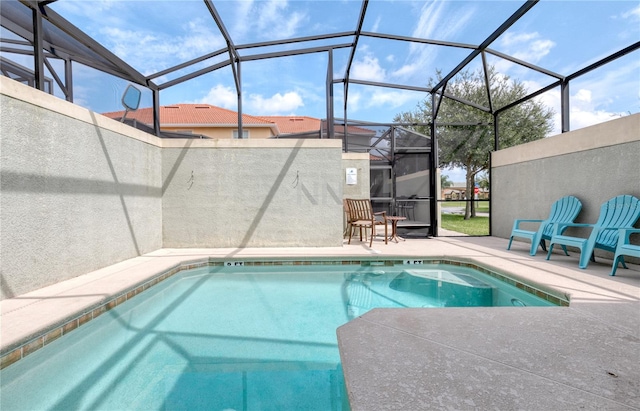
611;228;640;276
507;195;582;256
546;195;640;269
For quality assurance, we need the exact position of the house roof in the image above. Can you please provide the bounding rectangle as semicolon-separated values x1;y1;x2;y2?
103;104;380;140
258;116;321;135
102;104;276;129
265;117;376;138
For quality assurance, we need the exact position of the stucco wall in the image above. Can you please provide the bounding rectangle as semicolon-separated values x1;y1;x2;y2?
1;78;344;299
163;125;275;139
492;114;640;256
161;139;344;247
342;153;370;200
0;79;163;299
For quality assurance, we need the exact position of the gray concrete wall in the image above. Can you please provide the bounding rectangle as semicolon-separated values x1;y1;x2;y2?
1;78;163;299
342;153;370;200
1;78;345;299
161;139;344;247
492;114;640;256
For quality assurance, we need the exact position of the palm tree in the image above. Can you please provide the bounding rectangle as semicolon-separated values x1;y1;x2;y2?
477;172;489;191
441;174;453;188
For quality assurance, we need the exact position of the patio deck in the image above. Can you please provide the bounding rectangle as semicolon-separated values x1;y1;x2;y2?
1;236;638;409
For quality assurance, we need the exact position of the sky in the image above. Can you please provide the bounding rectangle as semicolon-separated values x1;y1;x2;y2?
3;0;639;180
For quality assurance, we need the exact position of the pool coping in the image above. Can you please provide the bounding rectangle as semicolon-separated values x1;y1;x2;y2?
0;253;570;370
2;237;639;409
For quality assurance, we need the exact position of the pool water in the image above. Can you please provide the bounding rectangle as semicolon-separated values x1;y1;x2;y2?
0;263;555;410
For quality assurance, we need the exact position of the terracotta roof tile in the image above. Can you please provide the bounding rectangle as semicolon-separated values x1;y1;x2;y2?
102;104;378;138
102;104;274;126
257;116;321;134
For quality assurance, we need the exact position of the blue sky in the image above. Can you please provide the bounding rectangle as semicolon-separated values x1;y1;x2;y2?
25;0;635;135
3;0;639;182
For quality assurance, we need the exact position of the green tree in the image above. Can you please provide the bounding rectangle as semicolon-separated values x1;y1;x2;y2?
477;172;489;191
441;174;453;188
395;66;554;219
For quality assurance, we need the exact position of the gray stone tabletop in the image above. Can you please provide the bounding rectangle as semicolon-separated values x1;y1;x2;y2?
338;307;640;410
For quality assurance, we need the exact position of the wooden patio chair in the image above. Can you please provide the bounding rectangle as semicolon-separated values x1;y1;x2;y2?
546;195;640;269
343;199;357;239
346;198;388;247
507;195;582;256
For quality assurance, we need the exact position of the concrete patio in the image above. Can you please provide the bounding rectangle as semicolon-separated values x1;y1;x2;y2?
1;235;639;409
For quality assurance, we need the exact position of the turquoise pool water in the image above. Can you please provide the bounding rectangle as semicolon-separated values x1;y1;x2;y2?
1;263;555;410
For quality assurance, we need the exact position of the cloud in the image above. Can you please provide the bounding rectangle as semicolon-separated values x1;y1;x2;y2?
351;55;386;82
196;84;238;109
235;0;306;40
441;167;467;184
499;32;539;47
247;91;305;114
51;0;116;15
232;0;254;39
615;4;640;41
99;18;224;76
497;32;555;65
369;89;418;108
529;81;630;136
390;2;474;81
196;85;306;115
50;2;224;75
392;63;419;79
346;91;363;113
568;88;628;130
620;4;640;21
347;88;418;114
370;16;382;32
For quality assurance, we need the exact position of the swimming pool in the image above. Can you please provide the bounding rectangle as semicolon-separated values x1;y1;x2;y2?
0;261;558;410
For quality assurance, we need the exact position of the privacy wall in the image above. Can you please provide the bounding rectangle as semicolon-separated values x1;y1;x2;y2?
0;78;343;299
492;114;640;257
0;79;163;299
161;139;343;248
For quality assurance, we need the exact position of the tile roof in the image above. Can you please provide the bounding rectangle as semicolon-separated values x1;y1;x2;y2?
102;104;275;127
257;116;321;134
102;104;376;138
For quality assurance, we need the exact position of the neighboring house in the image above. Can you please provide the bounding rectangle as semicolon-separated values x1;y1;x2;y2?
443;185;489;200
102;104;278;139
263;116;376;149
258;116;321;137
103;104;377;146
443;188;466;200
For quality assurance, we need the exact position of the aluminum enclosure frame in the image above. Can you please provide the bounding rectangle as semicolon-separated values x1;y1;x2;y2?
2;0;639;238
3;0;638;138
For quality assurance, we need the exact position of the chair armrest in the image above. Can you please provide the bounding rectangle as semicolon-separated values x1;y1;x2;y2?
512;219;544;230
374;211;387;221
551;223;593;236
618;228;640;244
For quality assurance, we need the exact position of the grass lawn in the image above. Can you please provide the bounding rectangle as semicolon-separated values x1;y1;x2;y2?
441;214;489;236
441;201;490;213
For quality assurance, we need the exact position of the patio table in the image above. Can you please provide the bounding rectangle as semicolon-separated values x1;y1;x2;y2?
386;216;406;243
